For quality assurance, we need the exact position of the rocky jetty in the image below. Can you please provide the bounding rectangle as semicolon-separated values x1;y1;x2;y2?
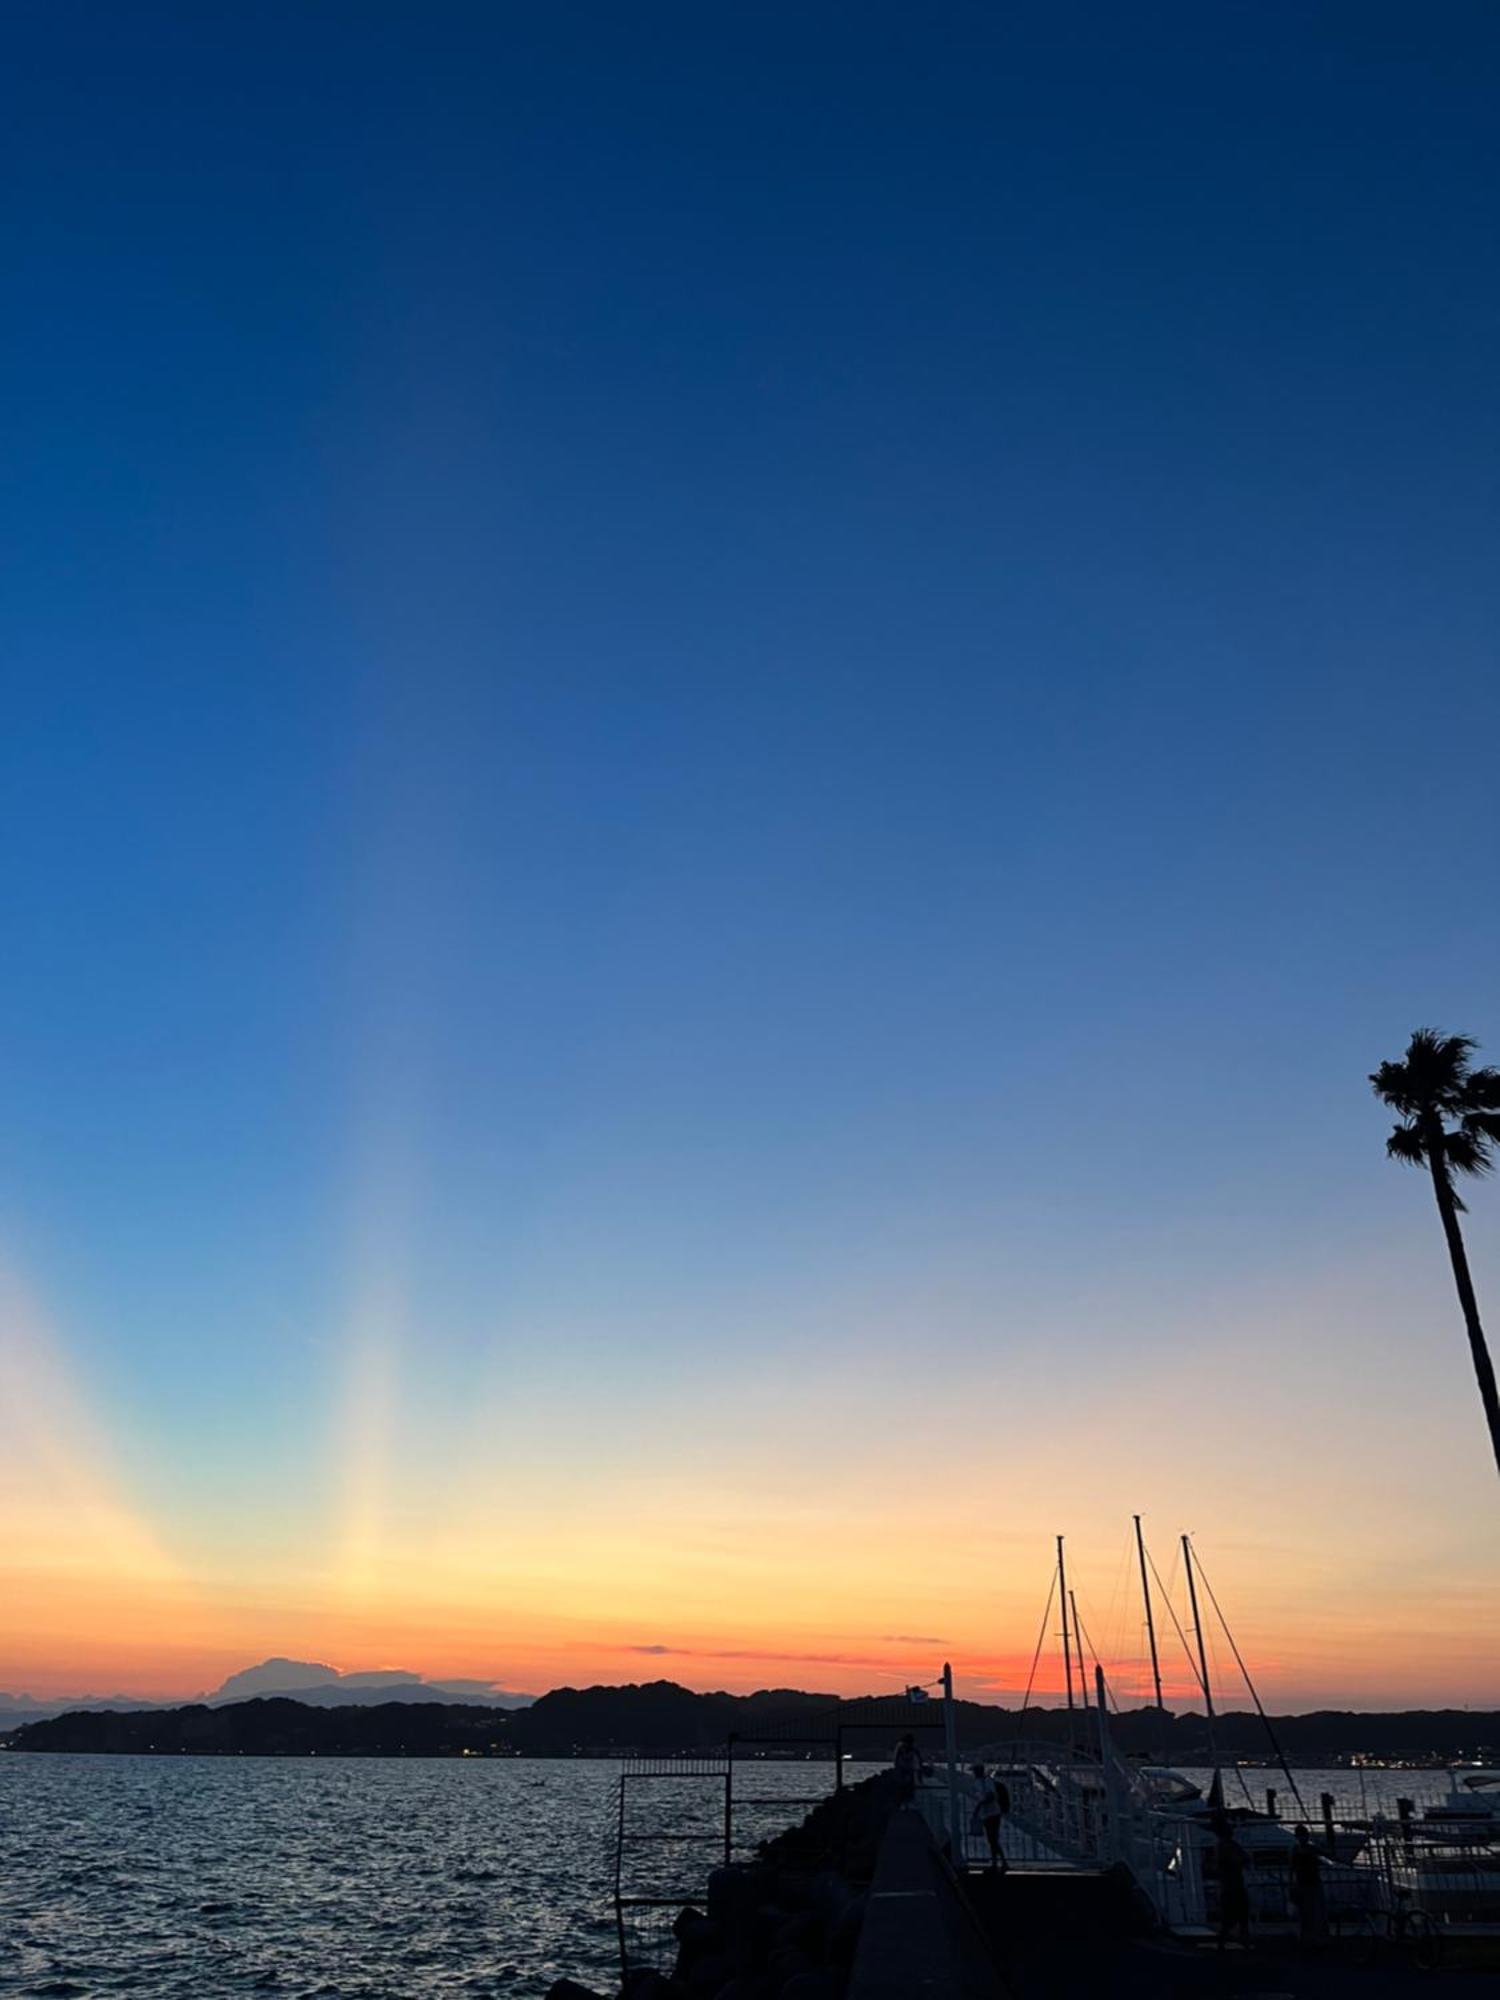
548;1773;899;2000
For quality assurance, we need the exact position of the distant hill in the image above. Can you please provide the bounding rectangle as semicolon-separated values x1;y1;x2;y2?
4;1697;515;1757
0;1690;164;1735
0;1657;534;1734
6;1679;1500;1763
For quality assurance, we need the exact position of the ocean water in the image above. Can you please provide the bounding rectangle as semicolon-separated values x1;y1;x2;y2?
0;1754;831;1998
1;1754;1493;1997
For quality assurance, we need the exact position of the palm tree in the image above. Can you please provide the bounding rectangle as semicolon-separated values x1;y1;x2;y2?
1370;1028;1500;1481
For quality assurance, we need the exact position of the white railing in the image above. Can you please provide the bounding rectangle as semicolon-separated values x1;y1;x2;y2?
918;1747;1211;1929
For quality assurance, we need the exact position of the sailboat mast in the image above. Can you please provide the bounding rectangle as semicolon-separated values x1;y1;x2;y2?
1134;1514;1164;1711
1056;1535;1075;1714
1182;1533;1218;1768
1070;1590;1090;1712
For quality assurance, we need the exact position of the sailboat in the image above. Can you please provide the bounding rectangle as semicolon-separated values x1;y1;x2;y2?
1124;1525;1367;1866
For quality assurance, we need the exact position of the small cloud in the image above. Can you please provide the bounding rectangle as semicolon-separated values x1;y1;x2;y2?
622;1642;894;1669
884;1635;949;1647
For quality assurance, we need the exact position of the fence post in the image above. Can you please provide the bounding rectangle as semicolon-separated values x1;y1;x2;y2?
1320;1792;1336;1855
1093;1664;1121;1866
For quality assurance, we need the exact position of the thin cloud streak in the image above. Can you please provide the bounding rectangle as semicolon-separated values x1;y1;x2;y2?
625;1643;910;1670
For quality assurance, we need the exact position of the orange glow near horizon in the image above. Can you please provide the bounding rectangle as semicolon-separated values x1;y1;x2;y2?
4;1251;1499;1711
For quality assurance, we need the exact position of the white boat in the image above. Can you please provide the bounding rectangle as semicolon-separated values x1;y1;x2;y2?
1421;1773;1500;1836
1134;1765;1367;1866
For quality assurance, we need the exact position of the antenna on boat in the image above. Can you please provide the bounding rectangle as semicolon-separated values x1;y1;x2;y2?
1181;1532;1219;1775
1056;1535;1076;1717
1134;1514;1165;1712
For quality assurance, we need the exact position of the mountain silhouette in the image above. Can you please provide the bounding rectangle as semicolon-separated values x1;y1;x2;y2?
205;1658;534;1709
211;1658;342;1699
10;1680;1499;1763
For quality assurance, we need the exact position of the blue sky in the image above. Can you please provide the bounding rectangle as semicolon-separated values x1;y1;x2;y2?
1;4;1498;1699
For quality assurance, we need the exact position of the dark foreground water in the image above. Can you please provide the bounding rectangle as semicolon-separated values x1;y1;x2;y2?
0;1755;1491;1997
0;1755;667;1997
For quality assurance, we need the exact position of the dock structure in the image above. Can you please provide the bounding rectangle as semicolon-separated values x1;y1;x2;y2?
914;1739;1208;1928
610;1687;951;1972
847;1808;1008;2000
594;1648;1500;1996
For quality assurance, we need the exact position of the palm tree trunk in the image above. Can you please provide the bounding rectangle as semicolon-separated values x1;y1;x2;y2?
1427;1146;1500;1481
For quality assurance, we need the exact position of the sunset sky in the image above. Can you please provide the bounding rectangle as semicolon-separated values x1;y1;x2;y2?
3;4;1498;1711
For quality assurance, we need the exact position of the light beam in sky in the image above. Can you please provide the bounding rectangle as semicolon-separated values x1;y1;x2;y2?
0;1258;185;1688
332;1151;411;1607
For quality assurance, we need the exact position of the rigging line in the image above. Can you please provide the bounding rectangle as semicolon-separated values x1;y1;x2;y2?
1163;1541;1181;1604
1204;1623;1255;1808
1230;1746;1257;1808
1188;1540;1306;1816
1018;1566;1058;1739
1071;1600;1121;1714
1146;1545;1207;1699
1107;1527;1135;1684
1096;1528;1132;1681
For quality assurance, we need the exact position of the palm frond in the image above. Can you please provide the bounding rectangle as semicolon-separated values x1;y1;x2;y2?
1443;1127;1495;1179
1459;1108;1500;1150
1373;1028;1489;1122
1370;1058;1414;1109
1385;1123;1428;1166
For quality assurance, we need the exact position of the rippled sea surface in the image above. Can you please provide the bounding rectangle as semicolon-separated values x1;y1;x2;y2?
0;1754;825;1998
3;1754;1491;1996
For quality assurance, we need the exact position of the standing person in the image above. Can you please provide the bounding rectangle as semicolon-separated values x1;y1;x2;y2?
970;1763;1009;1872
893;1734;920;1805
1215;1823;1251;1951
1289;1824;1326;1947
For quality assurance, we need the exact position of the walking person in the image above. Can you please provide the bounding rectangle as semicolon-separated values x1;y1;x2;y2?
969;1763;1009;1872
1289;1824;1326;1948
892;1733;920;1806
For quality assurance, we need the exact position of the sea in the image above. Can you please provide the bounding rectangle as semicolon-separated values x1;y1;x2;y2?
0;1754;827;1997
0;1755;1491;1997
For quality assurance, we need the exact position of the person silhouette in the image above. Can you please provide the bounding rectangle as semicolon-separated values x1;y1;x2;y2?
1289;1824;1326;1946
1215;1824;1251;1951
892;1733;920;1805
969;1763;1009;1871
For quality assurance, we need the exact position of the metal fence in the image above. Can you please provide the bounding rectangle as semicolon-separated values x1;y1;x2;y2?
922;1753;1500;1940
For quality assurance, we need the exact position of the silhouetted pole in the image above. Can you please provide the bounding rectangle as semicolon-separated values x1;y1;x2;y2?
1134;1514;1164;1711
1056;1536;1075;1719
725;1732;736;1863
1182;1534;1218;1775
1094;1663;1122;1864
942;1662;962;1861
1071;1591;1090;1713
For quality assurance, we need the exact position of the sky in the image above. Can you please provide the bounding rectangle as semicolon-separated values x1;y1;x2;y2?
1;3;1498;1711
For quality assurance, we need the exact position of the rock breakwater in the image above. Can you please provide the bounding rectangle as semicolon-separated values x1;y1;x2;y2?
548;1772;899;2000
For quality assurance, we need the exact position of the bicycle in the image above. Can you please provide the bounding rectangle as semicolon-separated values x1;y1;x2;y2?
1352;1888;1442;1971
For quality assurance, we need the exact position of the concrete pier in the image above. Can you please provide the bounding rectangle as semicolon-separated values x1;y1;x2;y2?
848;1809;1007;2000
